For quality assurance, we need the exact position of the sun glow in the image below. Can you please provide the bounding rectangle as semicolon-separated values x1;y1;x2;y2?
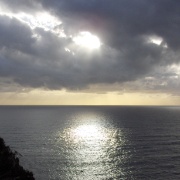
73;31;101;49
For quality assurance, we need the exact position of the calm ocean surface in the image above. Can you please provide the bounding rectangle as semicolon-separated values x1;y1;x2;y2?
0;106;180;180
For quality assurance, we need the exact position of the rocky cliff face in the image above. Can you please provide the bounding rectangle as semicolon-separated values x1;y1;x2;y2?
0;137;35;180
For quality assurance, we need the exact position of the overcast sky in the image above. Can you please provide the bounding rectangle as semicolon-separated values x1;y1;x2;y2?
0;0;180;105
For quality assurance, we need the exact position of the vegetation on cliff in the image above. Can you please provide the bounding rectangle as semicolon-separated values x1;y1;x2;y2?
0;137;35;180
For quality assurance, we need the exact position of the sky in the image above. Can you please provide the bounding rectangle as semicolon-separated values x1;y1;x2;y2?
0;0;180;105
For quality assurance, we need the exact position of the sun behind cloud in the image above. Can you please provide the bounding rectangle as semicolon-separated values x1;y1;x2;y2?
73;31;101;49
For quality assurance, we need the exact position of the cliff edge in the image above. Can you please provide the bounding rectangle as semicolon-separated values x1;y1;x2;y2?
0;137;35;180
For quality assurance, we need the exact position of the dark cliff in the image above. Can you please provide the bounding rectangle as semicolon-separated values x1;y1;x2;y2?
0;137;35;180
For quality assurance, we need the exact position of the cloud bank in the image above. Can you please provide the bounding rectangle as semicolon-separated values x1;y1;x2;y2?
0;0;180;94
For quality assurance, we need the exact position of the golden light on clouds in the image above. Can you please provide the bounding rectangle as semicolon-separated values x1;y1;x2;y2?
0;89;180;105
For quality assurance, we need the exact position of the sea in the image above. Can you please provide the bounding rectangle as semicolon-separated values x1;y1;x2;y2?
0;106;180;180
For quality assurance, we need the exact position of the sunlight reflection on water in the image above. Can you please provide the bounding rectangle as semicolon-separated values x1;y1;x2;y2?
55;113;129;179
1;106;180;179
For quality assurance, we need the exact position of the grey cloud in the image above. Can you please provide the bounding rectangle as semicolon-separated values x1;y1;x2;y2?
39;0;180;50
0;16;35;54
0;0;42;13
0;0;180;93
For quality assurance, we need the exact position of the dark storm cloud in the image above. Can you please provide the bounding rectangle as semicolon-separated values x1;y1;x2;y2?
40;0;180;50
0;16;35;54
0;0;180;92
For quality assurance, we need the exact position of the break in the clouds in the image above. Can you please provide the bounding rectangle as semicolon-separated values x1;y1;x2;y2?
0;0;180;94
